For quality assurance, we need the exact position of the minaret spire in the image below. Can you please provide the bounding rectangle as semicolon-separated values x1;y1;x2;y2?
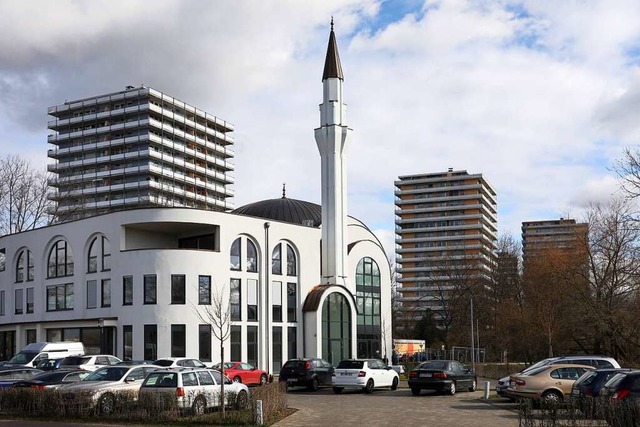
322;18;344;81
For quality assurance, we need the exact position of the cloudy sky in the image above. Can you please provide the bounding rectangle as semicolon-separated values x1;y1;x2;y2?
1;0;640;257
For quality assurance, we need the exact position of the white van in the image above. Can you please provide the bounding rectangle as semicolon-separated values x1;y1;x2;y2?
5;342;85;368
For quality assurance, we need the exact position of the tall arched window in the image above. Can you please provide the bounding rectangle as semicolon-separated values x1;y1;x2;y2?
15;249;33;282
247;240;257;272
271;245;281;275
356;257;381;358
230;238;241;270
286;244;297;276
322;293;351;365
88;236;111;273
48;240;74;278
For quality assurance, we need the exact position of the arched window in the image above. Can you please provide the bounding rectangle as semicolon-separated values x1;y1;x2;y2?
48;240;74;278
246;240;257;272
322;293;351;365
88;239;98;273
88;236;111;273
16;250;32;282
102;238;111;271
230;238;241;270
271;245;281;275
356;257;381;358
286;244;297;276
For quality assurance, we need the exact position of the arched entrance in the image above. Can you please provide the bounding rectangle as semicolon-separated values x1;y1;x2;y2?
322;292;351;365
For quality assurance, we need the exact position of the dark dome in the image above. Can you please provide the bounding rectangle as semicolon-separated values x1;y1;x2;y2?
232;197;322;227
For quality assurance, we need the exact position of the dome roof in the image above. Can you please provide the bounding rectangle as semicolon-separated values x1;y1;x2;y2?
232;197;322;227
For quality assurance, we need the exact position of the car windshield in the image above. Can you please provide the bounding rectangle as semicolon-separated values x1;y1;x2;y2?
142;372;177;387
8;351;37;364
60;357;91;366
574;371;597;386
282;360;306;369
337;360;364;369
521;358;557;374
604;373;627;389
84;367;129;381
419;361;448;370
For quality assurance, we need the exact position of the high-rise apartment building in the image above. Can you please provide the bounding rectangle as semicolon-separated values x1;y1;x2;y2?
47;86;235;221
394;169;498;327
521;218;588;264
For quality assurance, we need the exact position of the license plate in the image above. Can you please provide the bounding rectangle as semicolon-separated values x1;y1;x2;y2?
420;373;432;378
287;378;297;383
510;381;515;387
341;372;353;376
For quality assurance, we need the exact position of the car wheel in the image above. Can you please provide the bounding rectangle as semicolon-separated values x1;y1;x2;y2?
411;388;421;396
541;390;562;406
333;387;343;394
236;390;248;410
449;381;456;396
259;374;268;386
308;377;319;392
192;396;206;416
99;393;115;415
233;376;242;383
391;377;399;391
364;379;374;394
469;378;477;392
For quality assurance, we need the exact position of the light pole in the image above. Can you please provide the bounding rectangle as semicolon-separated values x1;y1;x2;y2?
98;318;104;353
470;295;475;372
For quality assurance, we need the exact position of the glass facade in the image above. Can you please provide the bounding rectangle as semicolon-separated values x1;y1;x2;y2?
322;293;351;366
356;257;382;358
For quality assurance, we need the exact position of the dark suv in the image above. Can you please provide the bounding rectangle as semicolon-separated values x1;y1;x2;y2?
279;358;333;391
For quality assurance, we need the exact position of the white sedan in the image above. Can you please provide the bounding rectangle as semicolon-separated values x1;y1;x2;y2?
332;359;399;394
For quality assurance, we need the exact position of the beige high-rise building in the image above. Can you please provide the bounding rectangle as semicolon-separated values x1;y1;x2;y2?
394;169;497;328
521;218;588;265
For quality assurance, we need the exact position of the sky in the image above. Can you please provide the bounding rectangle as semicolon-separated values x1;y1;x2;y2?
1;0;640;258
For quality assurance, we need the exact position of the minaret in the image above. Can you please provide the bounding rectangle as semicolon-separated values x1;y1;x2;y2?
315;19;351;287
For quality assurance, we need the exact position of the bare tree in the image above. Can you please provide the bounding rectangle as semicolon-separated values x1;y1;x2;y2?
0;155;54;235
196;285;232;417
614;147;640;198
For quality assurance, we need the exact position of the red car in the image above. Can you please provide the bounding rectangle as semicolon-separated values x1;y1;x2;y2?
214;362;269;386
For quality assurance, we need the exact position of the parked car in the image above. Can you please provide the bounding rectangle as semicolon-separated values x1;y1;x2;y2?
408;360;476;396
139;367;249;415
497;355;620;399
35;358;65;371
600;370;640;425
570;368;634;417
58;355;122;371
278;358;334;391
59;364;159;414
4;342;84;368
12;370;91;389
507;364;594;405
332;359;399;394
0;367;44;388
211;362;268;386
153;357;208;368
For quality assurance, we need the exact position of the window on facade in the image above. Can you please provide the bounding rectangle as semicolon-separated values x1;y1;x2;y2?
247;279;258;321
14;289;23;315
272;327;282;374
123;325;133;361
0;248;4;272
171;275;186;304
48;240;74;278
356;257;381;359
16;250;25;282
26;288;34;314
178;233;216;250
144;324;157;361
101;278;111;307
247;326;258;367
198;275;211;305
230;278;241;321
123;276;133;305
88;238;98;273
272;245;281;275
230;326;241;361
46;284;74;311
286;244;297;276
102;237;111;271
15;249;33;283
246;240;258;272
144;275;157;304
87;280;97;309
199;324;211;362
230;238;241;270
288;326;297;359
171;324;186;357
322;292;352;365
272;281;282;322
0;291;5;316
26;329;36;344
287;282;297;322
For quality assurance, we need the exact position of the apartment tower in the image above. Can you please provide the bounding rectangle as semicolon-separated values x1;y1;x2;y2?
394;169;498;327
47;86;235;221
521;218;588;264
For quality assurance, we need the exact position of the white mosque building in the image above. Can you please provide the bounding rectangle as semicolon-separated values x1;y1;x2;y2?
0;23;392;373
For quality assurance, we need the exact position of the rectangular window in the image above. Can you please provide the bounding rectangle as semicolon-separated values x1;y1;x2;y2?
0;290;4;316
0;248;4;272
87;280;97;309
47;284;73;311
198;275;211;305
102;237;111;271
230;325;241;361
143;324;157;361
144;275;157;305
247;279;258;321
123;276;133;305
272;327;282;374
26;329;37;344
123;325;133;361
14;289;23;315
171;275;186;304
171;324;186;357
272;281;282;322
199;324;211;362
287;282;297;322
27;252;33;281
101;278;111;307
247;326;258;367
26;288;34;314
230;278;241;321
288;326;297;359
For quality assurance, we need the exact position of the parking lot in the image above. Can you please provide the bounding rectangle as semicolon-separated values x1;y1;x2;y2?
274;382;520;426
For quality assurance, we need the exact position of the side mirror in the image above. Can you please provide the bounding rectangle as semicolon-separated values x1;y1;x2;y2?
125;377;136;383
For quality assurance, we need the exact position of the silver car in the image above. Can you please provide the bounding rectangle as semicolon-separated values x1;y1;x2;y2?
58;364;159;414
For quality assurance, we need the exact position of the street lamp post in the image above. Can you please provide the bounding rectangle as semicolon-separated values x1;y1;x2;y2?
470;295;475;372
98;318;104;353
